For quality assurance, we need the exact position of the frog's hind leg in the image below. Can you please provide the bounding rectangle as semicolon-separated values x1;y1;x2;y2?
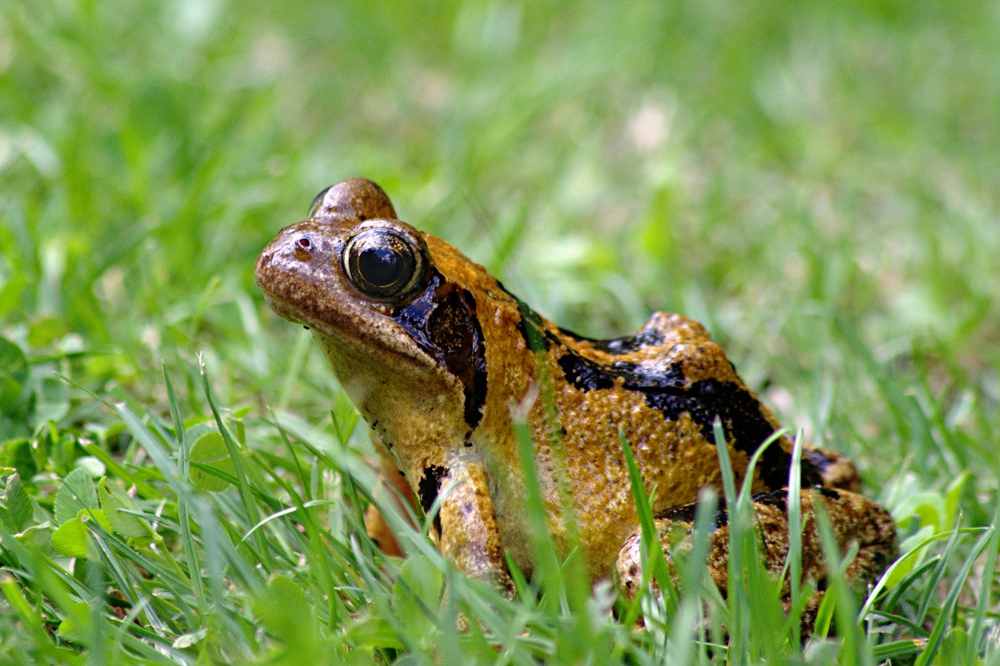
364;451;419;557
615;488;896;633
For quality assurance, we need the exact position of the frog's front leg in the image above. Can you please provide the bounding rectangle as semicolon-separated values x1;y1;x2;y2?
422;455;515;595
615;488;896;627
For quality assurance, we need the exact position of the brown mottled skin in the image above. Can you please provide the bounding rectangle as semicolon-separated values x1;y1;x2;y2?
255;178;896;613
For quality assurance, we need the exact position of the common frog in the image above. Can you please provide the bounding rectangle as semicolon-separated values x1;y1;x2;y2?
255;178;896;611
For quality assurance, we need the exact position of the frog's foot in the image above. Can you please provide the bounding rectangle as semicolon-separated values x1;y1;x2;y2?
802;445;862;492
615;487;897;631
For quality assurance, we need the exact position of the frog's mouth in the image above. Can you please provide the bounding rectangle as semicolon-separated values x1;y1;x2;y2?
257;288;313;328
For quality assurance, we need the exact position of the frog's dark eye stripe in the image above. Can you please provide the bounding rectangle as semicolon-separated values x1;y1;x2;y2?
393;268;488;432
344;227;426;300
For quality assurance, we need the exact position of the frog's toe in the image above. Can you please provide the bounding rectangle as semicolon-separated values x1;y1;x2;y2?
614;502;710;600
614;530;647;599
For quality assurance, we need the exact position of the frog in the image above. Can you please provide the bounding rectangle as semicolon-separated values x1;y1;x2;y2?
254;177;896;614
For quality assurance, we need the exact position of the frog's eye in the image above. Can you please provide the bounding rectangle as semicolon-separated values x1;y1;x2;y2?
343;227;426;300
308;186;332;218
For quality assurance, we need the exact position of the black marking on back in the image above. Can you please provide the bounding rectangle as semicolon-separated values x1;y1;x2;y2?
557;324;666;355
753;489;789;512
495;282;815;489
804;448;836;476
654;488;798;530
557;350;823;490
554;327;598;346
655;501;729;529
394;269;488;433
817;486;841;500
418;464;447;536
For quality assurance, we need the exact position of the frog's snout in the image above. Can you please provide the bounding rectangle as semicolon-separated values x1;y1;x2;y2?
253;236;281;291
254;232;313;327
254;228;302;297
256;223;316;286
255;220;353;333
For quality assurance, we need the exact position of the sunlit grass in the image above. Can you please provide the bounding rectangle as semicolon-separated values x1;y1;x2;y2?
2;0;999;662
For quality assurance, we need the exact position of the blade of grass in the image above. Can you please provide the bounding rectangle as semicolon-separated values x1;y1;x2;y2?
78;441;160;499
164;363;207;621
916;517;962;625
871;638;927;660
250;436;347;627
514;418;565;613
787;430;804;647
668;487;718;665
349;536;425;660
517;297;588;617
968;489;1000;663
620;425;678;623
716;420;786;663
863;554;938;619
915;524;994;666
712;418;747;663
814;498;871;666
199;358;271;570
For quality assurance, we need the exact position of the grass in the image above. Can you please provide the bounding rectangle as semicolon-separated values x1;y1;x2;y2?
1;0;999;662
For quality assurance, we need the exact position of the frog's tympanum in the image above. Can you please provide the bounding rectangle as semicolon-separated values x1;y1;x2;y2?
255;178;896;616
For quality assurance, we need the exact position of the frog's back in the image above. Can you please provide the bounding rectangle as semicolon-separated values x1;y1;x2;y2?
559;311;738;381
563;311;857;489
518;310;830;574
548;311;808;490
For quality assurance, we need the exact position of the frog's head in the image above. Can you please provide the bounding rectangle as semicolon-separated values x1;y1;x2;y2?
255;178;490;452
255;178;431;359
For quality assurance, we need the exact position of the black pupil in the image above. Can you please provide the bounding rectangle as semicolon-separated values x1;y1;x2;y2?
358;246;406;287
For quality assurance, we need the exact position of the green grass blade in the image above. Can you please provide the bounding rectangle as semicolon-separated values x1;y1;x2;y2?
620;425;678;620
163;363;207;621
915;524;994;666
199;360;272;570
787;429;804;646
668;487;718;665
916;517;962;625
968;489;1000;663
813;499;871;666
514;419;564;612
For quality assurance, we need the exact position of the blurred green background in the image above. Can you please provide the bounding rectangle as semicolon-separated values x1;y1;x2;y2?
2;0;999;504
2;0;1000;661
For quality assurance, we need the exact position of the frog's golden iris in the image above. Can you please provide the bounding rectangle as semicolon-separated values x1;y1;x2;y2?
256;178;896;629
342;222;428;301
